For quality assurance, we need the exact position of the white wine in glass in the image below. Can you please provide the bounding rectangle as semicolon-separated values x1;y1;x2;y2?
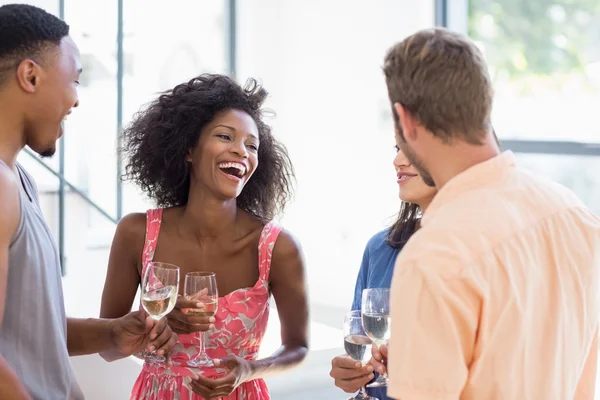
184;271;218;367
141;261;180;362
343;310;378;400
361;288;391;388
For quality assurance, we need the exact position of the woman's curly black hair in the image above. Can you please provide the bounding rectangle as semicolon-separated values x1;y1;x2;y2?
122;73;295;222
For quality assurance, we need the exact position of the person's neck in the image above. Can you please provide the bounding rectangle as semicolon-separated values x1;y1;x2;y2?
178;185;240;241
0;98;25;169
416;197;433;214
427;136;501;189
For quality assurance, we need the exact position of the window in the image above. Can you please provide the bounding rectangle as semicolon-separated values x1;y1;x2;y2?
463;0;600;216
237;0;435;315
121;0;228;214
468;0;600;143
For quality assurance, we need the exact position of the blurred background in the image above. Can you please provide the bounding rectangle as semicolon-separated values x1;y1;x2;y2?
3;0;599;398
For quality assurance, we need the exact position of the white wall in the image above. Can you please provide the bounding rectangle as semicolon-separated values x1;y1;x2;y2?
236;0;435;310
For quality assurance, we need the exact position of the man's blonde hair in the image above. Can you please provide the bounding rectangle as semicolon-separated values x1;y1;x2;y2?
383;28;494;144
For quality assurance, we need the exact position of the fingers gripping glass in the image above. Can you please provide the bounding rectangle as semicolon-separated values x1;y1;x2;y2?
184;271;218;367
344;310;379;400
141;262;180;363
361;288;391;388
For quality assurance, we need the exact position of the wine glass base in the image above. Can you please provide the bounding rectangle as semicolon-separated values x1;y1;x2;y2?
144;351;166;363
349;394;379;400
365;381;388;388
187;357;214;367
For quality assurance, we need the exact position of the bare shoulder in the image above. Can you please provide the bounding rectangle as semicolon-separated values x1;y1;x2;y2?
112;212;147;256
0;164;20;239
272;228;304;265
116;212;146;238
0;164;19;195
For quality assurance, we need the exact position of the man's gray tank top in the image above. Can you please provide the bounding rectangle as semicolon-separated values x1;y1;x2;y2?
0;161;83;400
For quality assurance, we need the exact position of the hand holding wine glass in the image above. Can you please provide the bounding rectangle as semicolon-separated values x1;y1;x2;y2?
361;288;391;388
342;310;379;400
167;292;216;335
140;261;180;362
184;271;218;367
369;343;389;377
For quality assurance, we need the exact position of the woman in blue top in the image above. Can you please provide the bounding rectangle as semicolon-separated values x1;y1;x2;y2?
329;137;437;400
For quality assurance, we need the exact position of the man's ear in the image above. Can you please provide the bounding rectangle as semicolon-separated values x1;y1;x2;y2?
16;59;41;94
393;102;418;141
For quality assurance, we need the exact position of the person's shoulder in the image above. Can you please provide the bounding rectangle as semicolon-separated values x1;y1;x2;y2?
114;212;147;245
395;226;466;278
0;162;21;240
0;162;19;203
365;229;392;252
271;226;303;262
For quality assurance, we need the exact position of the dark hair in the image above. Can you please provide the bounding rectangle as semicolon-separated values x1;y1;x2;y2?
386;202;421;248
122;73;295;222
0;4;69;83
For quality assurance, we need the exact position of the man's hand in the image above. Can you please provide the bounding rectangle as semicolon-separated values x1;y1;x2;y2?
329;355;374;393
167;294;215;335
110;309;177;361
369;343;388;375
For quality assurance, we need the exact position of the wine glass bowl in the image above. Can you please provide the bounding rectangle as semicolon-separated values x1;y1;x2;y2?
343;310;379;400
141;262;180;362
361;288;391;388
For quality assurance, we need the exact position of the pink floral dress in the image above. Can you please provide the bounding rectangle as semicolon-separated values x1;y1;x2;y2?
130;209;282;400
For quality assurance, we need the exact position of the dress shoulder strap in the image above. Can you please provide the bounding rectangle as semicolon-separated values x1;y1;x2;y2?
257;221;283;283
140;208;163;279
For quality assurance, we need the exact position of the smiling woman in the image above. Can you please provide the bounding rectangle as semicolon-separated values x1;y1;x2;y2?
185;108;262;202
99;73;309;400
122;74;293;221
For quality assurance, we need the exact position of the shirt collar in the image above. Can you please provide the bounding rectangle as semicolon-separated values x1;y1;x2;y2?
422;151;517;225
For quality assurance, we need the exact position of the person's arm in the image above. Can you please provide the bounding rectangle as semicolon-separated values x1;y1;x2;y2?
66;318;118;356
70;213;176;359
574;327;598;399
0;168;31;399
386;251;480;400
351;242;370;311
68;312;176;359
244;229;309;376
96;213;146;361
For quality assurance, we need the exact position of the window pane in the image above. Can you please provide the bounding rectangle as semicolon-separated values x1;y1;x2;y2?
121;0;227;214
63;0;118;223
0;0;57;14
237;0;435;310
515;153;600;215
469;1;600;143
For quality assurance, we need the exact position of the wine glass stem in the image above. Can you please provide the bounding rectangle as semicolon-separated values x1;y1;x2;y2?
198;331;207;357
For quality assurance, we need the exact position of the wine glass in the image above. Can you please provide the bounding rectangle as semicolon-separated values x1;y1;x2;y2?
184;271;218;367
361;288;391;388
344;310;379;400
141;261;180;362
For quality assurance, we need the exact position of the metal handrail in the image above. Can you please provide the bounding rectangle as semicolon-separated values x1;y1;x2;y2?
23;148;118;225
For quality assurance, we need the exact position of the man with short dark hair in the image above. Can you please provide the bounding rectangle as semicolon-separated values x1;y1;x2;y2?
0;4;177;399
372;27;600;399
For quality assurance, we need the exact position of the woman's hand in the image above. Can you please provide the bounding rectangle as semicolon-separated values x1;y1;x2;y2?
369;343;388;375
189;356;253;399
166;292;215;335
